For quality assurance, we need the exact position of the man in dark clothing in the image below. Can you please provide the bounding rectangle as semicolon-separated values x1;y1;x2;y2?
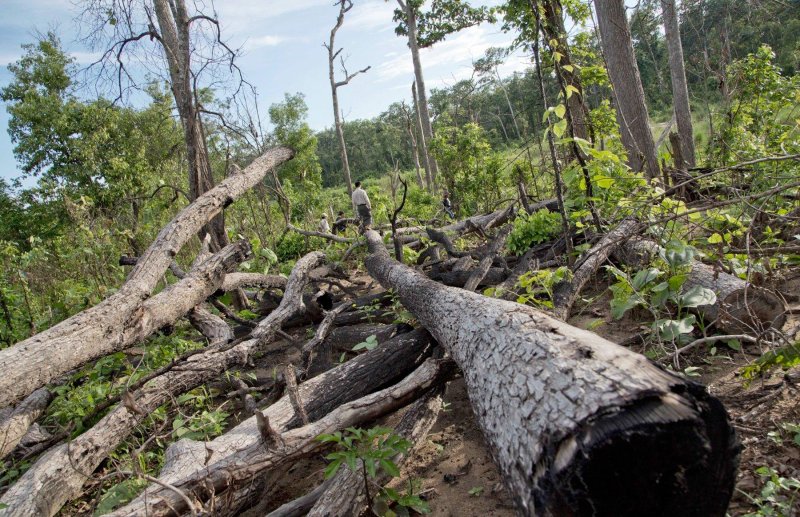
332;211;348;234
442;190;455;219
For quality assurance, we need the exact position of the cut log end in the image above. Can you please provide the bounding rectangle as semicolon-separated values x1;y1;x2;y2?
530;385;738;517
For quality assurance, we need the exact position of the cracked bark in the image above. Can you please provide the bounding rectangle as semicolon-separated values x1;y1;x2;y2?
363;230;738;516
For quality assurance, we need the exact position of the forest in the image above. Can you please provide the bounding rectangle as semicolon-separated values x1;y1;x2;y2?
0;0;798;515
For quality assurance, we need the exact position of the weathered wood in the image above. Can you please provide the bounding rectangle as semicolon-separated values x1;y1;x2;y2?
306;324;413;378
434;267;508;288
221;273;286;291
0;147;294;409
262;478;334;517
187;305;234;345
308;385;445;517
463;226;512;292
0;388;51;460
0;251;323;517
363;230;738;516
552;218;641;320
619;239;787;334
110;328;437;516
107;359;453;516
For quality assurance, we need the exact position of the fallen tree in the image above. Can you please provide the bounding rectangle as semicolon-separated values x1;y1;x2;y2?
0;251;324;517
108;328;438;516
107;358;454;516
0;147;294;410
362;230;739;515
0;388;51;460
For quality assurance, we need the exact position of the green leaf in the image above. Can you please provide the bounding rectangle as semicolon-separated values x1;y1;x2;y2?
707;233;724;244
324;459;342;479
554;104;566;119
380;458;400;477
632;268;661;290
553;119;567;138
594;176;615;189
679;285;717;308
726;339;742;351
654;315;696;340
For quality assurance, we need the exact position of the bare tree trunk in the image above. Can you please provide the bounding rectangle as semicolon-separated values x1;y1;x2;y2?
412;81;434;191
401;102;425;188
402;0;438;193
595;0;660;179
661;0;696;167
363;230;738;516
0;388;51;460
326;0;370;196
0;148;293;410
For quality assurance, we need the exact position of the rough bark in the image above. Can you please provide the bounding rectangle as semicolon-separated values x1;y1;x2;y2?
112;329;437;516
434;268;508;288
412;81;434;191
552;218;641;320
107;359;453;517
221;273;286;292
595;0;660;179
618;239;787;335
308;385;445;517
0;252;323;517
263;478;335;517
0;147;293;410
0;388;51;460
463;225;512;292
661;0;695;167
187;305;234;345
363;230;738;516
402;1;438;192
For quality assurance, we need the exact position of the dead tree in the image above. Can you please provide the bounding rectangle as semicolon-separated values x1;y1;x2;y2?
106;359;454;516
325;0;371;196
595;0;660;179
110;329;438;516
363;229;738;515
0;147;293;410
0;249;322;517
0;388;51;460
661;0;696;167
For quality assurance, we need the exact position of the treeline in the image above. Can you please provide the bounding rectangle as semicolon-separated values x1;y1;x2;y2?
316;0;800;186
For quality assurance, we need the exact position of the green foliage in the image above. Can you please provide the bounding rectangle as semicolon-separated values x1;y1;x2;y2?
605;241;716;344
94;478;147;515
514;267;572;309
393;0;495;49
740;341;800;383
318;427;429;515
739;466;800;517
352;334;379;352
506;209;562;255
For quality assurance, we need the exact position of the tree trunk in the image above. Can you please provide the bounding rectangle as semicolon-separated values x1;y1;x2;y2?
307;386;445;517
363;230;738;516
402;1;438;193
107;359;452;517
412;81;434;192
618;239;787;335
0;147;293;410
661;0;695;167
0;388;51;460
595;0;660;179
110;328;438;516
541;0;590;142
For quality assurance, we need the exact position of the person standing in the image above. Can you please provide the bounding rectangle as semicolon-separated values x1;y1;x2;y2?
442;190;455;219
332;211;348;234
318;213;330;233
351;181;372;231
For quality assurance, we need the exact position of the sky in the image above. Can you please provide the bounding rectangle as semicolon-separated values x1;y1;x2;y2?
0;0;533;185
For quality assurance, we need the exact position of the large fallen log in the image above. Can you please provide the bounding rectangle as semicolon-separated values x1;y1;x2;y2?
0;388;51;460
0;251;324;517
107;358;454;517
0;147;294;409
363;230;738;516
464;225;512;292
618;239;786;335
307;385;445;517
111;328;438;516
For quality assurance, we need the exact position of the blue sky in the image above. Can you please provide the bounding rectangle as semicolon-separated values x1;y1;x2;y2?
0;0;532;185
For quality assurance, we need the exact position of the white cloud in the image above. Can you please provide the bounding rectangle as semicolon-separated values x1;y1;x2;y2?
345;0;395;33
216;0;330;32
244;34;285;50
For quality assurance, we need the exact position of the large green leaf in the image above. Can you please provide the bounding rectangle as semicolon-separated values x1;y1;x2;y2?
680;285;717;308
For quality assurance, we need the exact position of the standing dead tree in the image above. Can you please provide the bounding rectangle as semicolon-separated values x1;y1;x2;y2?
325;0;371;196
363;229;738;515
0;147;293;410
661;0;696;168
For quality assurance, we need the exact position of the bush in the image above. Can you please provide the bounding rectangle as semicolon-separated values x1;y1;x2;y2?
507;209;563;255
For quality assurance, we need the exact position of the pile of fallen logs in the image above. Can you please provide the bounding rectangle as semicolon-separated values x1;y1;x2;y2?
2;147;788;516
